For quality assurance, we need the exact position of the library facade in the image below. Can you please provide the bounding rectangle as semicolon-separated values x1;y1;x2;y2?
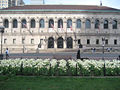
0;5;120;53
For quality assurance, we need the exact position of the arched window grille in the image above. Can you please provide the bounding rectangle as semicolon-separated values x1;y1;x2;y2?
39;19;45;28
95;19;100;29
67;19;72;28
76;19;81;28
67;37;73;48
31;19;35;28
58;19;63;28
48;37;54;48
57;37;63;48
104;20;108;29
85;19;91;29
4;19;9;28
49;19;54;28
13;19;18;28
21;19;27;28
112;20;117;29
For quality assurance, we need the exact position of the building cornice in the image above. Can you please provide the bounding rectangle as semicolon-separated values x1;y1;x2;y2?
0;9;120;13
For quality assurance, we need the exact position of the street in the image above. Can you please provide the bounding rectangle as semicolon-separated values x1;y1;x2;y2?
3;52;120;60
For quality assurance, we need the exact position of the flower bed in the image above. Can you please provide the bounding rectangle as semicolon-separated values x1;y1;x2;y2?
0;59;120;76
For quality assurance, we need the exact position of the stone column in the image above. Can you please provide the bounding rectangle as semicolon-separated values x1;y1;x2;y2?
54;36;57;50
0;17;3;26
27;18;30;30
73;18;77;49
9;18;12;33
109;19;113;33
72;18;76;31
18;18;21;33
45;17;48;32
36;17;39;33
63;17;67;49
81;18;85;33
91;19;95;31
100;18;104;33
54;17;57;32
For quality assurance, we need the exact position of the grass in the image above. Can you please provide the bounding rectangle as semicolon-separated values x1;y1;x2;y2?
0;76;120;90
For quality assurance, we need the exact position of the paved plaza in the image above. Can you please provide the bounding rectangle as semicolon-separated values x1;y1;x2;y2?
3;51;120;60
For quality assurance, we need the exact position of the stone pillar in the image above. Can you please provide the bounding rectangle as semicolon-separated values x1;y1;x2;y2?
0;17;3;26
44;36;48;50
27;18;30;30
118;19;120;31
100;19;104;33
63;17;67;49
81;18;85;33
109;19;113;33
72;18;76;31
45;17;48;32
18;18;21;33
73;18;77;49
36;17;39;32
91;19;95;31
64;38;66;49
54;37;57;49
9;18;12;33
54;17;57;32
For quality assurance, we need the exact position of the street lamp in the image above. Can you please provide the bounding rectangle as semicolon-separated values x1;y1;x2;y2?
102;37;106;76
0;26;5;60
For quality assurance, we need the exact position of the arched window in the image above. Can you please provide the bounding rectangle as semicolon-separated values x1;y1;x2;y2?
49;19;54;28
13;19;18;28
21;19;27;28
57;37;63;48
76;19;81;28
67;37;73;48
112;20;117;29
58;19;63;28
31;19;35;28
48;37;54;48
4;19;9;28
95;19;100;29
39;19;44;28
67;19;72;28
85;19;91;29
104;20;108;29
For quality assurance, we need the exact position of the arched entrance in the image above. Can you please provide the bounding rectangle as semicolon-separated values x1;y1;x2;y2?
57;37;63;48
48;37;54;48
67;37;73;48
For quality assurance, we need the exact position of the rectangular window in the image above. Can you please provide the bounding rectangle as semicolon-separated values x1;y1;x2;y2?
4;39;7;44
114;39;117;45
31;39;34;44
78;39;81;44
13;39;16;44
87;39;90;45
105;39;108;45
96;39;99;45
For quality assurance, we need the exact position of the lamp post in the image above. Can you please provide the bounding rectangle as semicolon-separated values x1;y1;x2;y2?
0;26;5;60
102;37;106;76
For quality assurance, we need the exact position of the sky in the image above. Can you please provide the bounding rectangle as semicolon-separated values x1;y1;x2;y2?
24;0;120;9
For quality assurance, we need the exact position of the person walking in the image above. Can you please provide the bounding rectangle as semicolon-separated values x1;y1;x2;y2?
5;48;9;59
77;49;81;59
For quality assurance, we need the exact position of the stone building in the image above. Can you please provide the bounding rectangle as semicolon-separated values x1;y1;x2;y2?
0;5;120;53
0;0;24;9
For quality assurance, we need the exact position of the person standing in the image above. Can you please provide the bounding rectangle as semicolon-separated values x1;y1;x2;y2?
77;49;80;59
5;48;9;59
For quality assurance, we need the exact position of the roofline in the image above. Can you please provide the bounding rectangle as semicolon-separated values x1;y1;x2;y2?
0;9;120;13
